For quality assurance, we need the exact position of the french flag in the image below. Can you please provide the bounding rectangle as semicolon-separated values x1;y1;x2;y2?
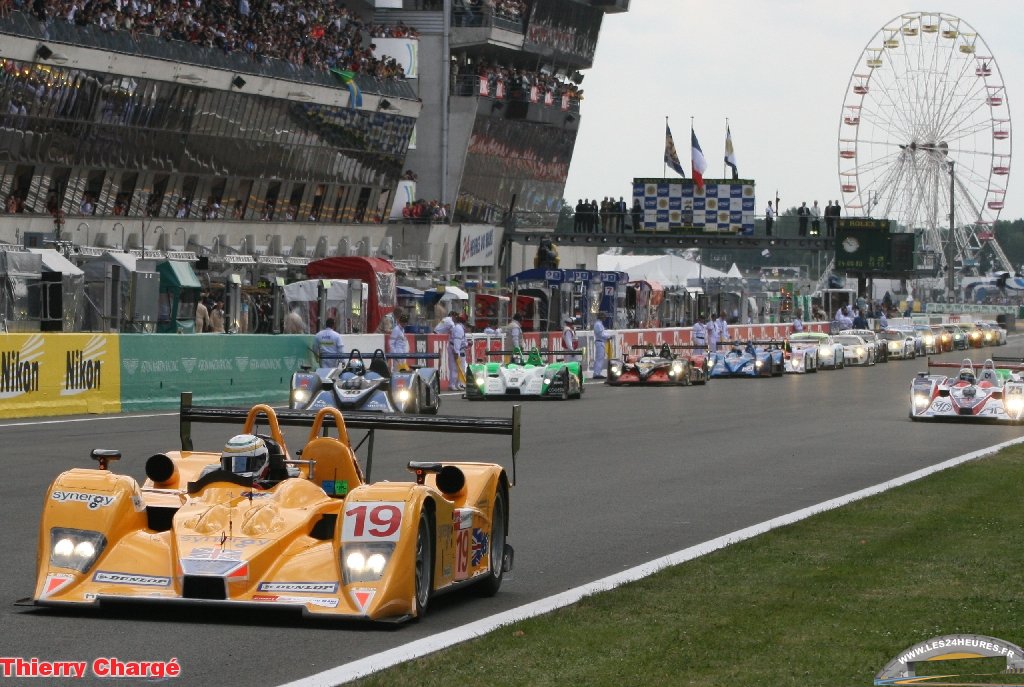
691;128;708;191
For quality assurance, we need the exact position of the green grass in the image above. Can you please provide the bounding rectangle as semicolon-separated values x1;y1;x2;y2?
352;446;1024;687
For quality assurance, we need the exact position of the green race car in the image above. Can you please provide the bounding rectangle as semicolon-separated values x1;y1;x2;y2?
465;347;584;400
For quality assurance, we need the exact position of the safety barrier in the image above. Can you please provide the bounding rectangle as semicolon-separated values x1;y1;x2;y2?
0;333;121;418
1;317;966;418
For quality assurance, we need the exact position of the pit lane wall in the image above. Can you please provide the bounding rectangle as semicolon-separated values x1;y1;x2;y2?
117;333;388;413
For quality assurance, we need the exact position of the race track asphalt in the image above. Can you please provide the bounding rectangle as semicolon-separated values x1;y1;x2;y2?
2;342;1022;686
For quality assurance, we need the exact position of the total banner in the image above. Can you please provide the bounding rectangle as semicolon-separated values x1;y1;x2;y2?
119;334;315;411
0;333;120;418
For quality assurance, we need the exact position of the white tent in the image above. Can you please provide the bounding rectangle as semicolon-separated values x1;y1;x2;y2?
597;254;729;287
726;263;743;278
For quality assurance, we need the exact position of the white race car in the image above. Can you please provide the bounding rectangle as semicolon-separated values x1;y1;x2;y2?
879;329;917;360
910;358;1024;422
787;332;844;370
833;333;875;366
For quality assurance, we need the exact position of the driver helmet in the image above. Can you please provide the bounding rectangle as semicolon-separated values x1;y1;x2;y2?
221;434;269;478
347;359;365;375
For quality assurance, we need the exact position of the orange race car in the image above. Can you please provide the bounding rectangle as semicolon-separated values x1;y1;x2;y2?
29;393;520;623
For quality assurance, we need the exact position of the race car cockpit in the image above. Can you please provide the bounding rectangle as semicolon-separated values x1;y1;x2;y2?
977;359;1001;385
526;348;544;367
957;359;977;385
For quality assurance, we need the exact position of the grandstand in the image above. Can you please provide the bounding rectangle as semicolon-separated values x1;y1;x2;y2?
0;0;628;278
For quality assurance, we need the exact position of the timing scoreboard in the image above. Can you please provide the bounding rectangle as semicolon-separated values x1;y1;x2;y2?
632;178;756;234
835;218;915;274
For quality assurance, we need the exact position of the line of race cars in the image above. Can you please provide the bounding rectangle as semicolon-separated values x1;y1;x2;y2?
23;318;1014;629
285;320;1008;406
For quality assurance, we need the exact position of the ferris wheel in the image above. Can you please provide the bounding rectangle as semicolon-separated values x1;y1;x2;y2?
838;11;1013;274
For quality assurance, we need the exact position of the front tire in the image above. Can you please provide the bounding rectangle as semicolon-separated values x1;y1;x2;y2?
413;512;434;618
476;488;507;597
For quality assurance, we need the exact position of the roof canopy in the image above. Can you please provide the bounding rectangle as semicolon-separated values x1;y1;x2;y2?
597;254;729;287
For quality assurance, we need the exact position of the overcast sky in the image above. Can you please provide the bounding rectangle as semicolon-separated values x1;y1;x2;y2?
563;1;1024;220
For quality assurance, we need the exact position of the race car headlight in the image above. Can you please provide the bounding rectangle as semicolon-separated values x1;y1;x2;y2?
291;389;309;404
543;377;551;385
818;346;832;357
396;388;411;403
671;362;684;374
1006;396;1024;413
475;373;486;385
923;336;934;345
914;393;930;408
610;364;621;375
755;360;763;368
855;347;865;356
50;528;106;573
343;543;395;584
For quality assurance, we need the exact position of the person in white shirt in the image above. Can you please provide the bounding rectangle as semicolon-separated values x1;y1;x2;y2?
435;311;466;390
592;312;612;378
708;312;720;350
451;314;468;388
315;318;344;365
715;314;729;348
791;308;804;333
506;312;523;352
389;312;410;368
692;315;708;348
562;317;579;360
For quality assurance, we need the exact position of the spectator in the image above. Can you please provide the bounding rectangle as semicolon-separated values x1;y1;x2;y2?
791;308;804;333
315;317;344;363
283;308;306;334
195;295;211;332
797;202;809;236
210;301;226;333
592;311;611;378
810;200;821;236
631;197;642;232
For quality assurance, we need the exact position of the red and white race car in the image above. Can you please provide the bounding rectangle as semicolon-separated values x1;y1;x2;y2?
909;357;1024;423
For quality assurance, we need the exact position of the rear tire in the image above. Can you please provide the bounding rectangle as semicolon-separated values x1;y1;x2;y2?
413;512;434;618
477;488;507;597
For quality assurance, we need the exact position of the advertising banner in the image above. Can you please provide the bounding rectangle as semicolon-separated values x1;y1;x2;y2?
119;335;315;412
458;225;502;268
0;333;120;418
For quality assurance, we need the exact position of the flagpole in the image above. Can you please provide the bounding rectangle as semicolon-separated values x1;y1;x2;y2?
664;115;668;178
723;117;728;179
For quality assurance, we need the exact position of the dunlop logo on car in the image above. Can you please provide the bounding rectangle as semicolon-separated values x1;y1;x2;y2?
257;582;338;594
93;571;171;587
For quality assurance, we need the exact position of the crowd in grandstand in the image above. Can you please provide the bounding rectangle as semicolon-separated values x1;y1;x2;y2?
493;0;527;22
9;0;415;76
456;60;583;105
401;199;450;223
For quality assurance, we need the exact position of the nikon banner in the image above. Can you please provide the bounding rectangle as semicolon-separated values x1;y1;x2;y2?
0;334;121;417
119;334;315;412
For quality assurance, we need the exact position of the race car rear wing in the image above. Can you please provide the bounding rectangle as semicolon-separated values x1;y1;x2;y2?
307;347;439;368
924;357;1024;372
178;392;522;484
483;349;583;356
